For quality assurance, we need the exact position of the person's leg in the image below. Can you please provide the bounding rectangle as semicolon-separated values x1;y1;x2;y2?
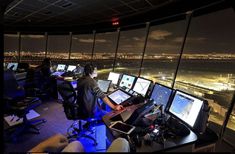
106;137;130;152
61;141;84;152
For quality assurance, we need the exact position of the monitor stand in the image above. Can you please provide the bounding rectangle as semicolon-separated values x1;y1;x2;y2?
166;116;190;137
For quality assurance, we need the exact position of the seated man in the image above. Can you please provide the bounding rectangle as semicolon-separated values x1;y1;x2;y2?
76;63;124;119
34;58;57;98
29;133;130;152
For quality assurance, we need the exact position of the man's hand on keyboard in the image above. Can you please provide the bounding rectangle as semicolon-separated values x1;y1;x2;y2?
114;105;124;111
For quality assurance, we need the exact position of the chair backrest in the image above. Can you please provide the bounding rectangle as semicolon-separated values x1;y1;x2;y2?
33;67;45;90
17;62;29;72
4;70;25;100
58;81;87;120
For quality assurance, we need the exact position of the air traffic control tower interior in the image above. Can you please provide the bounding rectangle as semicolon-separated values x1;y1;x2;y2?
2;0;235;153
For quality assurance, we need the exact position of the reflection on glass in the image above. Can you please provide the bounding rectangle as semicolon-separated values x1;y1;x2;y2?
114;28;146;76
4;33;19;62
47;35;70;59
93;31;118;79
21;34;45;63
223;103;235;148
175;8;235;134
70;34;93;65
141;20;186;87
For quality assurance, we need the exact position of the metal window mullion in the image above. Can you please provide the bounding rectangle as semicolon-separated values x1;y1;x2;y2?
45;32;48;58
91;30;96;61
18;32;21;62
113;28;120;71
138;22;150;77
171;11;193;89
68;32;72;60
220;91;235;138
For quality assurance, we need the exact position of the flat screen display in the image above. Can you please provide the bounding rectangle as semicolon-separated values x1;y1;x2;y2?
109;121;135;134
56;64;66;71
108;89;131;105
97;79;111;93
108;72;120;85
167;90;203;127
150;83;172;109
7;62;18;71
119;74;136;89
67;65;76;72
132;77;152;97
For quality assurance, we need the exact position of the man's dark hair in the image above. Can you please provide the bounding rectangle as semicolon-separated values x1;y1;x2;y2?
42;58;51;66
84;63;95;76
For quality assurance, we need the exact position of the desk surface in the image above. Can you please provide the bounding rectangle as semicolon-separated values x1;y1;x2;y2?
102;104;198;152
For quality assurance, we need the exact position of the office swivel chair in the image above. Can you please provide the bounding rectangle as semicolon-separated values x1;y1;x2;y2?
57;81;97;145
17;62;29;73
25;67;53;99
4;70;46;142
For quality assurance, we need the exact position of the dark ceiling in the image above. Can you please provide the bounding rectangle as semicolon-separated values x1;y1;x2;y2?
3;0;233;33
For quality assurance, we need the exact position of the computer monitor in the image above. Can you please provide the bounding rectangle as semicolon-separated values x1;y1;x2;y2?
7;62;18;71
56;64;66;71
107;72;121;85
119;74;136;90
97;79;111;93
166;90;204;128
125;99;154;126
108;89;132;105
132;77;152;97
150;83;173;109
67;65;76;72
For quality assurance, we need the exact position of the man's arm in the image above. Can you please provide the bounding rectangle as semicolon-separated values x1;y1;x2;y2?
29;134;68;152
102;96;123;111
92;81;123;111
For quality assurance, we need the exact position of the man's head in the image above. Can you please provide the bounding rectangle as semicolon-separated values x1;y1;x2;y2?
42;58;51;66
84;63;97;78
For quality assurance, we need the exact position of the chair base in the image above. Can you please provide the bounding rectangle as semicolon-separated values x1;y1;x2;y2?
67;120;98;146
5;118;46;143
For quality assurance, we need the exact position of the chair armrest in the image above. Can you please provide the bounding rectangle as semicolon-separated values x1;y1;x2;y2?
4;96;13;101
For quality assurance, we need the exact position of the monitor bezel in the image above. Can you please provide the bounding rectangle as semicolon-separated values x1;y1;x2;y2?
118;74;137;90
132;77;153;97
149;82;174;108
97;79;112;93
107;72;121;85
165;89;204;129
107;89;132;105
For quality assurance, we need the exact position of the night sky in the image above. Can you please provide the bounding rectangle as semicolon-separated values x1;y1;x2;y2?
4;8;235;54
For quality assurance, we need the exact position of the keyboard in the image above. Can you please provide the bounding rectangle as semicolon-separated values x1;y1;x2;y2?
51;71;64;76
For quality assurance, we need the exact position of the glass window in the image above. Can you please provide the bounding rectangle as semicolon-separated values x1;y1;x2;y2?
70;34;94;66
141;20;187;87
4;33;19;62
114;28;146;76
175;8;235;135
47;34;70;61
223;103;235;147
93;31;118;79
21;34;45;64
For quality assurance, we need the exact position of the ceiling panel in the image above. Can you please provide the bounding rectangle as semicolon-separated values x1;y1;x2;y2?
128;0;151;10
3;0;229;33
